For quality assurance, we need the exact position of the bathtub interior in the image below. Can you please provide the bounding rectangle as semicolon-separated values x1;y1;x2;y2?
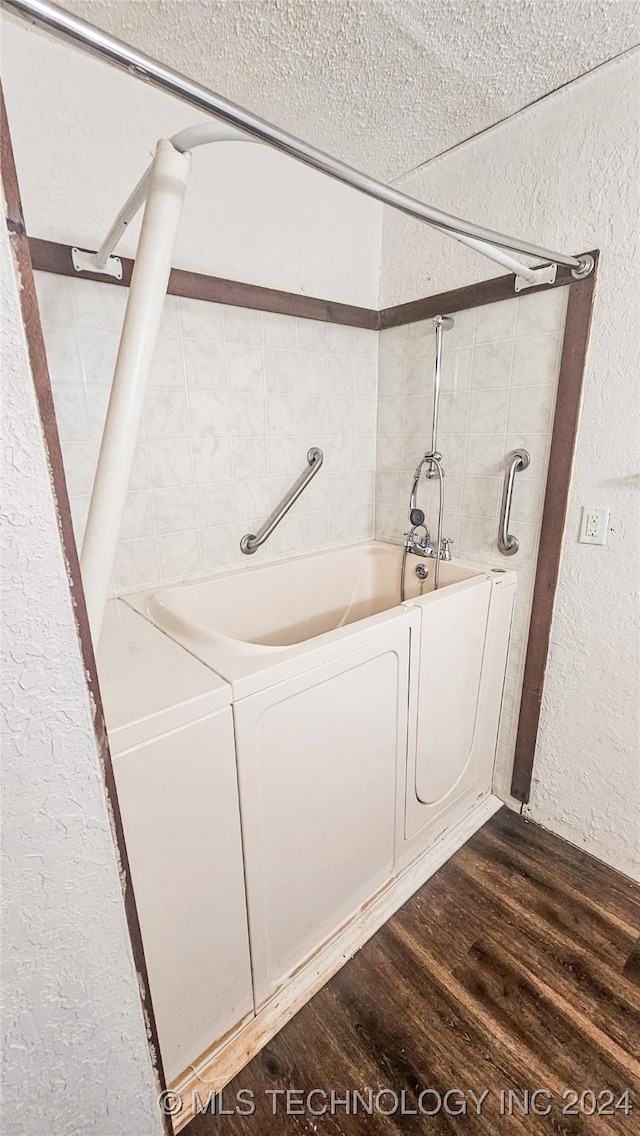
136;541;486;653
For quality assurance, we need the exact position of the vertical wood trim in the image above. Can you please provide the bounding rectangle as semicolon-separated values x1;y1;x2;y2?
511;259;599;802
1;86;171;1132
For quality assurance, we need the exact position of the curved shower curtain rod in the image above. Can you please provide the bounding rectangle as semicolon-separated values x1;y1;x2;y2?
4;0;594;284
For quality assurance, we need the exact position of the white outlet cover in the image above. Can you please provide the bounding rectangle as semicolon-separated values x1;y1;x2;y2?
579;506;609;546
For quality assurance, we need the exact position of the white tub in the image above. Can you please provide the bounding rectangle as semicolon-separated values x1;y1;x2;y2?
126;541;486;689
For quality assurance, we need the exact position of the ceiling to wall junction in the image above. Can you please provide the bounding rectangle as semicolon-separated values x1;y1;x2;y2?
61;0;640;182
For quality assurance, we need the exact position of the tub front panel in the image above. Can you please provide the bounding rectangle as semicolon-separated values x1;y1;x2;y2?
234;620;411;1007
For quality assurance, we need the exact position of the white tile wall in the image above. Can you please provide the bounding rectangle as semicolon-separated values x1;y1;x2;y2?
35;272;377;594
375;287;569;796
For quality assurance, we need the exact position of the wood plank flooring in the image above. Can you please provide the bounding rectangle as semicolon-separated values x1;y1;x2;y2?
186;809;640;1134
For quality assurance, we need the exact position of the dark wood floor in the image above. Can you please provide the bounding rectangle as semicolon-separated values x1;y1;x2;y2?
187;809;640;1134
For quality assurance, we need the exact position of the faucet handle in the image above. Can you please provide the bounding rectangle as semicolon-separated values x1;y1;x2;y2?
440;536;454;560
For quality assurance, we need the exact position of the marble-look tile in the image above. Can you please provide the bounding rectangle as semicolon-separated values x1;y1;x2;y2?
224;306;262;345
356;327;378;361
471;340;513;389
327;434;353;472
76;327;120;386
406;319;436;357
196;482;235;527
464;433;505;477
458;515;495;559
232;437;268;481
186;390;229;438
376;470;401;505
298;395;327;436
149;337;186;388
510;478;545;525
113;537;160;590
152;486;198;534
474;299;517;344
264;348;297;393
234;479;269;522
356;358;377;398
262;311;297;350
328;397;354;436
267;393;297;436
297;352;327;395
119;491;154;541
437;434;466;475
354;433;375;471
376;434;403;471
461;475;501;519
328;355;355;397
377;397;404;435
327;324;356;356
157;531;202;579
328;470;354;508
52;384;90;441
511;333;561;386
507;385;555;434
300;510;329;549
145;389;189;438
515;287;567;337
63;440;98;496
468;388;509;433
146;438;193;488
296;317;327;353
43;324;83;384
200;526;238;572
329;506;353;543
406;353;435;396
35;271;74;325
226;344;265;391
442;307;475;349
438;391;469;435
268;436;299;477
356;399;377;435
179;296;225;341
378;324;407;361
403;394;432;436
229;391;266;436
353;470;375;505
183;339;226;389
377;358;405;398
192;437;234;484
85;385;110;440
69;278;128;330
441;346;472;391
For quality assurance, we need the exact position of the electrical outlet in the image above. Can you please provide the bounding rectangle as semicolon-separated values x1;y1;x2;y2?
579;506;609;546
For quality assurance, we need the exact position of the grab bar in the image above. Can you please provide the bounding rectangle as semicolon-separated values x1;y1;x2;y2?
498;448;530;555
240;447;324;554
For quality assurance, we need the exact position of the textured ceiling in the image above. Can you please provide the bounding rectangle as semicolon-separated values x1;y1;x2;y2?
60;0;640;182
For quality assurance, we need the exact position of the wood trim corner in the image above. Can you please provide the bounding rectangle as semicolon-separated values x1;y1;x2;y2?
1;86;171;1134
510;255;599;802
28;237;380;329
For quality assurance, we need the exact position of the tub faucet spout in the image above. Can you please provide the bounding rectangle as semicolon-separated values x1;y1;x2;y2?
404;522;435;559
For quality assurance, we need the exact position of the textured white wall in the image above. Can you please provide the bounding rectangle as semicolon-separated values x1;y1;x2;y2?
1;20;382;308
0;225;162;1131
380;52;640;879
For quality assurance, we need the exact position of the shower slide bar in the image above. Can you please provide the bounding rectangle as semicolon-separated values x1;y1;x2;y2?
498;449;530;556
4;0;594;283
240;447;324;555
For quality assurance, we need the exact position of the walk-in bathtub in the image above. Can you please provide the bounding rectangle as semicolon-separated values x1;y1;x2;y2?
118;540;514;1099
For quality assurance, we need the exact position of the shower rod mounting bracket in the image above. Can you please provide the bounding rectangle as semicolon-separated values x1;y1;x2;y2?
72;246;122;280
514;262;556;293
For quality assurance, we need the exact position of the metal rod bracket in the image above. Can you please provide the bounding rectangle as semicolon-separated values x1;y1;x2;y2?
72;246;122;280
514;263;556;293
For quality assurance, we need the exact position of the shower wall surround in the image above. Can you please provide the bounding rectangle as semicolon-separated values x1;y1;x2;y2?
35;271;377;594
375;287;568;796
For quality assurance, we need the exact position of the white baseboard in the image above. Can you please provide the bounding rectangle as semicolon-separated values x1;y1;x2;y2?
170;793;503;1132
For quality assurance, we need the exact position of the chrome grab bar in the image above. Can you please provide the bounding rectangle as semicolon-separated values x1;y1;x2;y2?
498;448;530;556
240;447;323;554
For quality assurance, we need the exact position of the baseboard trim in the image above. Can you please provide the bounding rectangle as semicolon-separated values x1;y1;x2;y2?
169;793;503;1132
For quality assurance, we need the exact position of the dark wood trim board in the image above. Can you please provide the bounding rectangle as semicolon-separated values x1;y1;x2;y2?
28;235;595;332
28;237;380;329
511;256;599;802
1;87;172;1134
